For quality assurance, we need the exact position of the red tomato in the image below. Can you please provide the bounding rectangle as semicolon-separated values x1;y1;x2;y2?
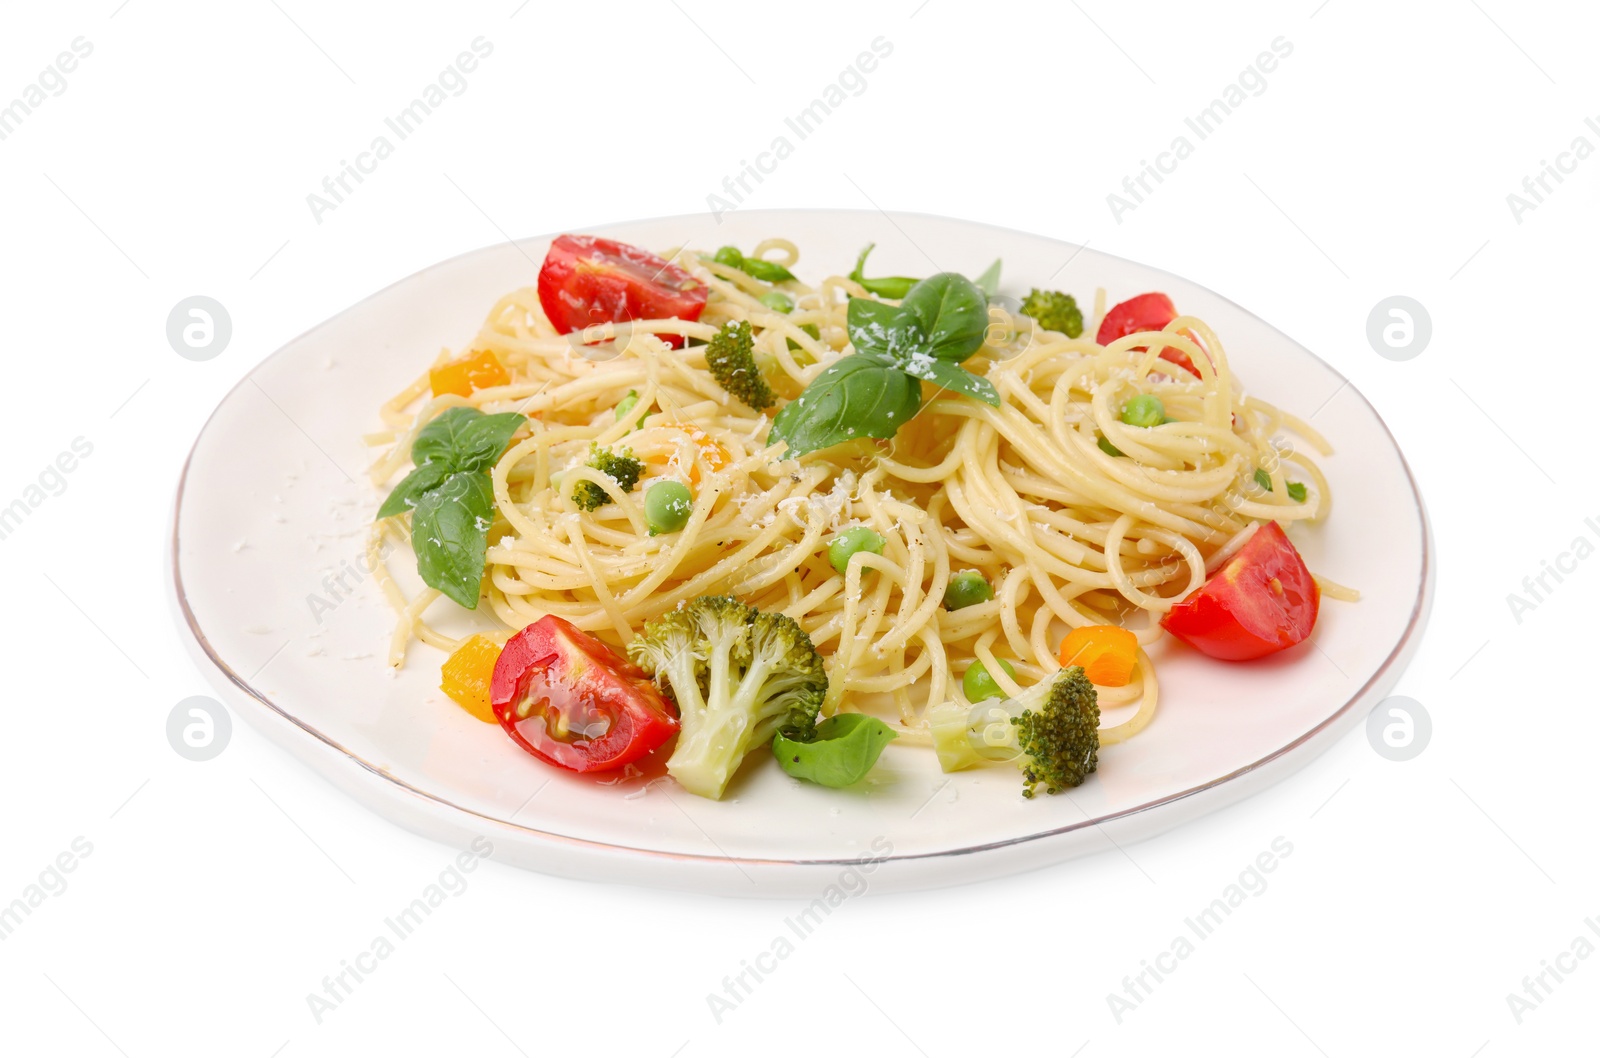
1097;292;1200;377
536;235;708;350
1160;522;1320;661
491;615;679;773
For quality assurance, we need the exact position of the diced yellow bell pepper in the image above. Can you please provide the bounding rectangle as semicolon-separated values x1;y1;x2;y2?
430;349;509;398
440;634;503;723
1057;624;1139;688
657;422;729;483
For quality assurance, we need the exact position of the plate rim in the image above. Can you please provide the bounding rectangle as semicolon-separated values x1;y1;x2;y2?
170;208;1434;872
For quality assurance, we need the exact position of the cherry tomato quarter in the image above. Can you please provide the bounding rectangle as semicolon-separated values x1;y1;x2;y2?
1097;292;1200;377
491;615;679;772
1160;522;1320;661
536;235;708;350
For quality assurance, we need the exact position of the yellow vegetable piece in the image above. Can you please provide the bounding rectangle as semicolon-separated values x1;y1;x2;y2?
430;349;509;399
658;421;729;483
1057;624;1139;688
440;634;502;723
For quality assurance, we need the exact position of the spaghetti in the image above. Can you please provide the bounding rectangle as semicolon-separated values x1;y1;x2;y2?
366;238;1348;747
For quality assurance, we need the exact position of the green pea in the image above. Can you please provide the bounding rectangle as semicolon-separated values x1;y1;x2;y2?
712;246;743;268
1121;394;1165;428
644;481;693;536
1098;436;1125;458
828;526;885;575
760;290;795;314
963;657;1016;704
943;571;993;610
615;390;640;425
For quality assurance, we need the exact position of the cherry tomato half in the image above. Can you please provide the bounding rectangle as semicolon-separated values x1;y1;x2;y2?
491;615;679;773
1097;292;1200;377
1160;522;1320;661
536;235;708;350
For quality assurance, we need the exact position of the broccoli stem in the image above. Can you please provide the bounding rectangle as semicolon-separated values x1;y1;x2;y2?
929;697;1026;772
928;667;1100;795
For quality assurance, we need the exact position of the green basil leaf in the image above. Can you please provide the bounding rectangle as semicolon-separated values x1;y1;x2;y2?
849;243;920;300
773;713;897;788
904;358;1000;407
769;353;923;458
410;471;494;610
450;412;526;472
739;257;797;283
897;273;989;363
411;408;524;473
375;461;450;519
973;258;1003;298
411;407;484;467
712;245;796;283
845;296;907;359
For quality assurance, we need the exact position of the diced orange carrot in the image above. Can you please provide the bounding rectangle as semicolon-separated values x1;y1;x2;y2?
430;350;509;398
1057;624;1139;687
440;634;503;723
657;422;729;483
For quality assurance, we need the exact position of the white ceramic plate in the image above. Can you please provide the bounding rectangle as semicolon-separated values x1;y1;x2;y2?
171;210;1431;896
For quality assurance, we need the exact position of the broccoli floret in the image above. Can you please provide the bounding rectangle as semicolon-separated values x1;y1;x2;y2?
705;320;775;411
628;595;826;799
1020;288;1084;339
1012;667;1100;796
927;666;1100;797
571;443;644;512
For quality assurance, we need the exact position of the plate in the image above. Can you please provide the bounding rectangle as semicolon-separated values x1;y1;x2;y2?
170;209;1432;896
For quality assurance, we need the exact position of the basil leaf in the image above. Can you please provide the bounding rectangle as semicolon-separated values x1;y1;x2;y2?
898;273;989;363
712;245;796;283
410;407;483;467
768;353;922;457
410;407;525;472
973;258;1003;298
380;407;524;611
773;713;897;788
1255;469;1308;502
375;461;451;519
450;412;526;472
410;471;495;610
845;296;908;359
849;243;920;300
739;258;796;283
904;358;1000;407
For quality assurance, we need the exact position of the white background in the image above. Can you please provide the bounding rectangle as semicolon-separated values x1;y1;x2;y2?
1;1;1593;1054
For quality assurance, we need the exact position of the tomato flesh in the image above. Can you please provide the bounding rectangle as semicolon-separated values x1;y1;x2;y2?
1160;522;1320;661
491;615;678;772
536;235;707;350
1097;292;1199;377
